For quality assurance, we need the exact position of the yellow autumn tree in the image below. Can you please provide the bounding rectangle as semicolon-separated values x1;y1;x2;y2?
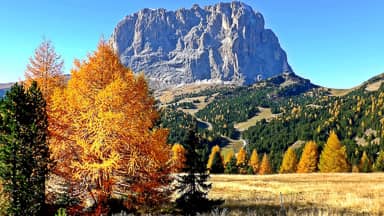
318;131;350;172
49;41;172;213
248;149;259;174
279;147;298;173
297;141;318;173
171;143;186;173
236;147;247;166
236;147;248;174
224;150;234;166
359;151;371;172
259;153;272;175
207;145;221;169
24;38;64;100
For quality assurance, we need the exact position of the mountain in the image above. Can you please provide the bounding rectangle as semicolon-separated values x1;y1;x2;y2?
110;1;292;89
0;83;13;98
254;72;319;97
0;74;71;98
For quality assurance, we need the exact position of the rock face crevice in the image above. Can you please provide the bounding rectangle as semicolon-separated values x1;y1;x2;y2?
111;2;293;89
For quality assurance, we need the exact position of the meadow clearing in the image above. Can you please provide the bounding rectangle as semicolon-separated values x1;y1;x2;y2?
208;173;384;215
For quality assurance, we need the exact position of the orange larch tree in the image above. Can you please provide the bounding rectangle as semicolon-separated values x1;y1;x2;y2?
24;38;64;100
248;149;259;174
259;153;272;175
297;141;318;173
236;147;248;174
236;147;247;166
207;145;221;170
49;41;172;213
172;143;186;172
318;131;350;172
279;147;298;174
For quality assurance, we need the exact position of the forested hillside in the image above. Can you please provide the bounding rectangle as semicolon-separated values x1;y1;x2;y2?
160;72;384;173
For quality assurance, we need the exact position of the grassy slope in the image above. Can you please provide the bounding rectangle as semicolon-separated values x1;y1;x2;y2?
209;173;384;214
234;107;275;132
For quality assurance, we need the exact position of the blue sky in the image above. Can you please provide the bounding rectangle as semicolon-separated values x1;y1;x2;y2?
1;0;384;88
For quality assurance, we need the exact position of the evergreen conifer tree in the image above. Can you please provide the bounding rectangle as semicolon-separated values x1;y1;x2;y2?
374;150;384;171
359;151;371;173
176;129;222;215
0;82;49;215
224;155;238;174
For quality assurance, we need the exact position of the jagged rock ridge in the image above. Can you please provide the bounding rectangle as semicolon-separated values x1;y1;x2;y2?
114;2;292;88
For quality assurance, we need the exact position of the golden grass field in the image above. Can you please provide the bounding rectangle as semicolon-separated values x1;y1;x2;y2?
208;173;384;215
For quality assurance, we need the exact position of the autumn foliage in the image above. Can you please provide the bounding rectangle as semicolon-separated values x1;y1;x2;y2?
248;149;259;174
236;147;247;166
207;145;224;173
258;154;272;175
24;38;64;100
171;143;186;172
297;141;318;173
49;41;172;213
319;131;350;172
279;147;297;173
207;145;221;169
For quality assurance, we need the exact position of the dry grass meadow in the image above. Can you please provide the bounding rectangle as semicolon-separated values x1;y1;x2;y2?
208;173;384;215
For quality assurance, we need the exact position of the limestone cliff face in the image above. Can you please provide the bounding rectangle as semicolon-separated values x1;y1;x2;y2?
111;2;292;88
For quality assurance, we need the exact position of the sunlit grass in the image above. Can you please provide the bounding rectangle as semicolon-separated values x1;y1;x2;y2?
234;107;274;132
209;173;384;214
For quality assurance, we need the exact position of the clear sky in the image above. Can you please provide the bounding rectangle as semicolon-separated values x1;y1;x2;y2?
1;0;384;88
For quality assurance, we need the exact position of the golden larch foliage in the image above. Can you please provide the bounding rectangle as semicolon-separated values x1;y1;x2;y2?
207;145;221;169
248;149;259;173
24;38;64;100
318;131;350;172
259;153;272;175
236;147;247;166
49;41;172;212
171;143;186;173
297;141;319;173
279;147;298;173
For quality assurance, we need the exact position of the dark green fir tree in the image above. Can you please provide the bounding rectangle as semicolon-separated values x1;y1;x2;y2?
175;128;223;215
224;155;238;174
0;82;50;215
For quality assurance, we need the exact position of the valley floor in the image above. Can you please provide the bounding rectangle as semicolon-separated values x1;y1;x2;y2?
208;173;384;215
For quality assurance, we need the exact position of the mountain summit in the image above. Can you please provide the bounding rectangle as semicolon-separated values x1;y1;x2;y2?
111;2;293;89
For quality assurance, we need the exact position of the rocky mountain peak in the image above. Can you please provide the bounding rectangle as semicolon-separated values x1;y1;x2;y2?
111;2;293;89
